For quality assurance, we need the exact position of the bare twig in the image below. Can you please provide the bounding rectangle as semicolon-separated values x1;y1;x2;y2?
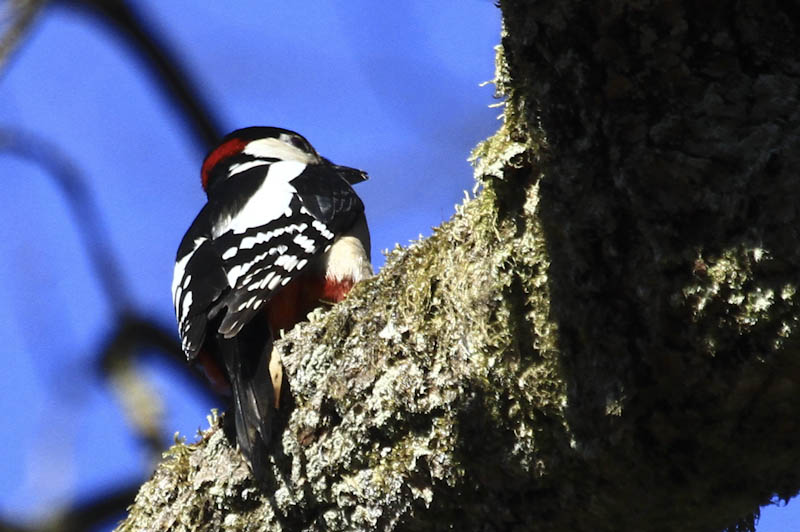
0;128;217;459
99;313;217;460
56;0;223;150
54;483;139;532
0;127;131;310
0;1;230;526
0;0;48;71
0;482;140;532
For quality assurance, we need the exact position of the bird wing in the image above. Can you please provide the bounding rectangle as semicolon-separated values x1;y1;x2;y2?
171;163;364;359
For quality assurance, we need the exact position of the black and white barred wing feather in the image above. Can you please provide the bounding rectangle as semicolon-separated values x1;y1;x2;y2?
172;228;227;359
210;196;335;337
171;163;363;360
172;199;333;359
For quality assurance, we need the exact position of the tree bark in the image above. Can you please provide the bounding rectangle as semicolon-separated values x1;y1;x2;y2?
117;1;800;531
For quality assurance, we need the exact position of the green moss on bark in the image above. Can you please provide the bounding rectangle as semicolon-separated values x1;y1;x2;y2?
117;2;800;531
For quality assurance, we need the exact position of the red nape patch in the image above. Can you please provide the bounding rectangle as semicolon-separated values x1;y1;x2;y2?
201;137;248;190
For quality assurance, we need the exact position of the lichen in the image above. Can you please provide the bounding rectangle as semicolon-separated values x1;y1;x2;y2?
118;1;800;531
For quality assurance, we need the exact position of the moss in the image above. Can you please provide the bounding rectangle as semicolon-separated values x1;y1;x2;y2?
117;31;569;529
118;1;800;530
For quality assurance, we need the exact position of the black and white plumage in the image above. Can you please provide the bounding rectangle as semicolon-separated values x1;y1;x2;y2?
171;127;371;478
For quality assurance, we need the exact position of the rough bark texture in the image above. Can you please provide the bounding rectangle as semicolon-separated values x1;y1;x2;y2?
117;1;800;531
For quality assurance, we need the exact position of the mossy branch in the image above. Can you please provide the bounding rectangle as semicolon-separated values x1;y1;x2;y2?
118;2;800;531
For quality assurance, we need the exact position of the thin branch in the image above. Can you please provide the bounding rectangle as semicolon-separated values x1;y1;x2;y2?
0;0;48;71
0;518;30;532
0;482;140;532
0;128;217;456
0;127;132;311
56;0;223;150
98;313;217;459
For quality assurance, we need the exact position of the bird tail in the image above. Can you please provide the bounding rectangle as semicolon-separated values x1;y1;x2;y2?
218;333;274;481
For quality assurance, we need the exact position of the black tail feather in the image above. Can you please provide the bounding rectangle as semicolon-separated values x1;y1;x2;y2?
218;334;274;481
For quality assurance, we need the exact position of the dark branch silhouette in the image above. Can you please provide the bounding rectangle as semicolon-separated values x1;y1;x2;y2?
0;483;141;532
0;0;48;71
0;127;132;309
0;0;228;527
0;127;217;530
56;0;224;150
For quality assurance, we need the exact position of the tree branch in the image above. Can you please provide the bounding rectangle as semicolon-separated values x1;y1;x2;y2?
0;482;140;532
116;1;800;531
0;127;132;308
0;0;47;71
0;126;216;475
57;0;223;149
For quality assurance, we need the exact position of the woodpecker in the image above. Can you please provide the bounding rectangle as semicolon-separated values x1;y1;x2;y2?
171;126;371;478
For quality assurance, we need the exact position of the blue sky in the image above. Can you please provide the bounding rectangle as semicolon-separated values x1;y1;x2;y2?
0;2;795;530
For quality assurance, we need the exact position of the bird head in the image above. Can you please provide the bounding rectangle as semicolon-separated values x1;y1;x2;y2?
200;127;367;194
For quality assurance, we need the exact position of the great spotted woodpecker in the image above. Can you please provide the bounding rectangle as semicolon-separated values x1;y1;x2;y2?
171;126;371;478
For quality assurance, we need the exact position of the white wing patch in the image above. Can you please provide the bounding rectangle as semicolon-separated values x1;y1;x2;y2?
268;275;282;290
274;254;298;271
211;161;307;238
181;291;193;319
172;237;206;308
261;272;275;289
226;263;245;287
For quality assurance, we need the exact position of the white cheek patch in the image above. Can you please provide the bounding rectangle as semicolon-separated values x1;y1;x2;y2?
244;137;316;164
